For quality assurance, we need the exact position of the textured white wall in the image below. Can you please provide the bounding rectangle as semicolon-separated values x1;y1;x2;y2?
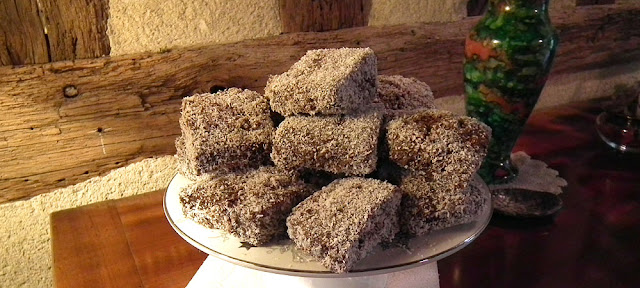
0;156;179;288
368;0;467;26
107;0;477;56
103;0;588;56
108;0;282;55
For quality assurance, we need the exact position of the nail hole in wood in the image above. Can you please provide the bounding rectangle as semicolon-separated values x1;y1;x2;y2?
63;85;78;98
210;85;226;94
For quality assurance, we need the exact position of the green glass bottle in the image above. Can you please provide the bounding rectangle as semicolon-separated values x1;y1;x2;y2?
464;0;558;184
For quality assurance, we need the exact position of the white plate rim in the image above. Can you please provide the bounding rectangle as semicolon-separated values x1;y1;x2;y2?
163;173;492;278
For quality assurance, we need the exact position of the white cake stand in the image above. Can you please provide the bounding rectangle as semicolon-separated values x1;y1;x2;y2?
164;173;492;287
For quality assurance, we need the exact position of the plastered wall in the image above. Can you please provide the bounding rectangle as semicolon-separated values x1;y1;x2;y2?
108;0;581;56
108;0;282;55
107;0;488;56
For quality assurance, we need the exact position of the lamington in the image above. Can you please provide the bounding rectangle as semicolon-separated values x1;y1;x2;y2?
179;167;312;246
375;75;436;119
386;109;490;184
399;172;487;236
265;48;377;116
287;177;401;273
271;111;382;175
176;88;274;180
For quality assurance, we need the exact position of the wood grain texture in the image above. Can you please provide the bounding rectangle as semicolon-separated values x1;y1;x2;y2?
577;0;616;6
279;0;372;32
115;192;207;288
1;5;639;203
0;0;50;65
39;0;110;61
0;0;109;65
551;6;640;74
51;191;207;288
51;200;144;288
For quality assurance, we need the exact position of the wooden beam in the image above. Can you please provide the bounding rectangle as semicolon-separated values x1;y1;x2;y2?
551;6;640;74
1;5;639;203
39;0;110;61
577;0;616;6
0;0;50;65
0;0;110;65
279;0;372;32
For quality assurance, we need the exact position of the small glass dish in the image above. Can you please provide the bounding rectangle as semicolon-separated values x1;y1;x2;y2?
596;111;640;153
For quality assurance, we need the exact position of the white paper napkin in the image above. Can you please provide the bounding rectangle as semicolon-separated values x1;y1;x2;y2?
186;256;440;288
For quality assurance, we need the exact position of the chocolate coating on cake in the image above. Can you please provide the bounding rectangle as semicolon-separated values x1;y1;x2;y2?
176;88;274;180
265;48;377;116
271;111;382;175
180;167;312;245
386;109;490;183
399;172;486;236
287;177;401;273
375;75;435;120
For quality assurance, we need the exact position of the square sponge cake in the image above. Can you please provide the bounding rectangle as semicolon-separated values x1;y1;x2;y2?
265;48;377;116
386;109;490;184
399;172;487;236
375;74;436;120
176;88;274;179
271;111;382;175
287;177;401;273
179;167;312;246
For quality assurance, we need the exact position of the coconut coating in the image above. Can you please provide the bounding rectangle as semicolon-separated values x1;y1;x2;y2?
176;88;274;180
287;177;401;273
265;48;377;116
386;109;490;183
399;172;486;236
179;167;312;245
375;75;435;120
271;112;382;175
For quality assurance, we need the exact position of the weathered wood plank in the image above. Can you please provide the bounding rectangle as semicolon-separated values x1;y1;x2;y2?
0;0;49;65
551;6;640;74
577;0;616;6
51;200;145;288
39;0;110;61
1;5;639;203
279;0;372;32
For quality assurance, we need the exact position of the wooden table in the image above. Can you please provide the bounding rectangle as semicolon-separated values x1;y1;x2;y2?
51;100;640;288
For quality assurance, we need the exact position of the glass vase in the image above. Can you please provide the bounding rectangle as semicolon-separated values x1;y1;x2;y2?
464;0;558;184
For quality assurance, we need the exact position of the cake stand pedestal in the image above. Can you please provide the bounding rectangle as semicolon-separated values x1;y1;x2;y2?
186;255;440;288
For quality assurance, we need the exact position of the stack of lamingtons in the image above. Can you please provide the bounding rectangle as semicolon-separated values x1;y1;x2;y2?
176;48;491;273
